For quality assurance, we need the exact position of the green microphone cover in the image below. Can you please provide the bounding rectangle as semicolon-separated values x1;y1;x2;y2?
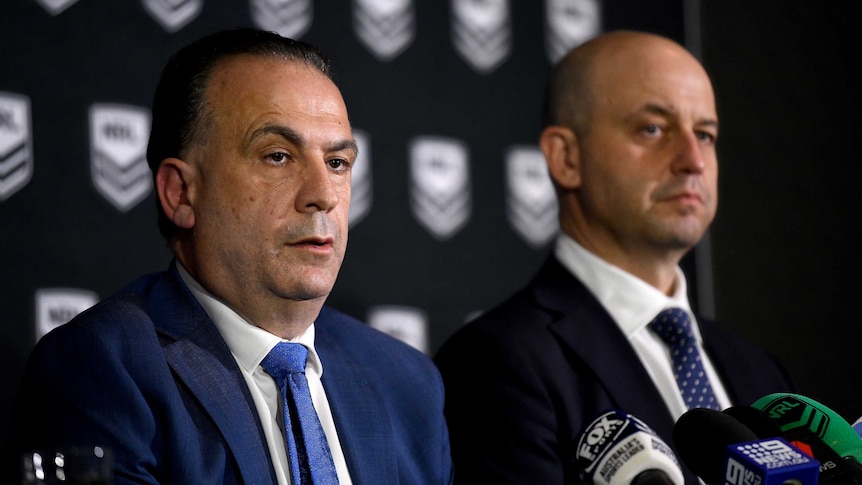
752;392;862;462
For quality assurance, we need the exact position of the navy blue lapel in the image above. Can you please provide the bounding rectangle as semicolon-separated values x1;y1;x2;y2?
531;258;678;442
314;310;396;485
149;265;276;484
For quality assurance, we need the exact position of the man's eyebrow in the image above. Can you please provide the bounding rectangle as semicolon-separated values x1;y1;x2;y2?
329;138;358;156
246;124;358;155
630;103;719;129
247;124;305;148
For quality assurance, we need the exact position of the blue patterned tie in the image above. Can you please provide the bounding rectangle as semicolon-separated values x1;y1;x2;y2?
260;342;339;485
648;308;720;411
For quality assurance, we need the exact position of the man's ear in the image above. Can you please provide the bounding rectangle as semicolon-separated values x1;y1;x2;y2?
540;125;581;190
156;158;196;230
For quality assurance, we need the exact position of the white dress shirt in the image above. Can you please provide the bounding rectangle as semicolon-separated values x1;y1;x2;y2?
177;265;353;485
554;234;732;422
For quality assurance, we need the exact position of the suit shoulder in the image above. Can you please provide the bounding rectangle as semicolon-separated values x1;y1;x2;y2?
34;272;169;353
317;306;432;363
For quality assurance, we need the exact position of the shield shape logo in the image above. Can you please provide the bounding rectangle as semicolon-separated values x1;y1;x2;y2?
451;0;512;74
545;0;602;63
34;0;79;15
505;146;558;247
354;0;415;62
0;92;33;201
367;305;428;354
35;288;99;342
89;104;152;212
141;0;203;33
409;136;471;240
250;0;313;39
349;129;373;228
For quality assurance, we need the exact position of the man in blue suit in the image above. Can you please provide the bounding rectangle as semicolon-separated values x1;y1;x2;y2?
5;29;453;484
434;31;794;484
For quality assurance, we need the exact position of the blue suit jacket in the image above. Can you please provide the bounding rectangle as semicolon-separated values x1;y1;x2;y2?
434;257;795;484
5;265;453;484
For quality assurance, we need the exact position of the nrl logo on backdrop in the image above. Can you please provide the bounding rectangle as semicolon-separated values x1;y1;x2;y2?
506;146;558;247
451;0;512;74
89;104;152;212
349;129;373;228
0;92;34;202
354;0;415;61
34;0;79;15
142;0;203;33
367;305;428;354
250;0;313;39
35;288;99;342
545;0;602;63
409;136;471;240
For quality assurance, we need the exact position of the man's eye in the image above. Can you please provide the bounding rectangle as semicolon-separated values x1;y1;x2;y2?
643;124;662;136
328;158;349;173
696;131;717;143
266;152;289;164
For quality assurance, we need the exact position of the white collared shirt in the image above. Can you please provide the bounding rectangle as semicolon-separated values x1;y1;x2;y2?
554;234;732;422
177;265;353;485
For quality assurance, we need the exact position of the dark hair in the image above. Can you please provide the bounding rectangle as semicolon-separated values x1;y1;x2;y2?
146;28;334;240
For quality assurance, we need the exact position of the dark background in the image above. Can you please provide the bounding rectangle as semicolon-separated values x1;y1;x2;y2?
1;0;858;450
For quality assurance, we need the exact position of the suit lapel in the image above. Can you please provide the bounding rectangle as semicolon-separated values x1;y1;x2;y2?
314;313;396;485
532;258;678;439
150;266;276;484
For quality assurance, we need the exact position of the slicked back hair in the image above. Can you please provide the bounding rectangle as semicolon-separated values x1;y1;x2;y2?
146;28;334;240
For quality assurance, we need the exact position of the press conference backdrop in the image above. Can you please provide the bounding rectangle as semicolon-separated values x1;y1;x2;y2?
1;0;858;447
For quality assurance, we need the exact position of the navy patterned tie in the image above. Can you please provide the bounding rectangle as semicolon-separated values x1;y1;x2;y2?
260;342;339;485
648;308;720;411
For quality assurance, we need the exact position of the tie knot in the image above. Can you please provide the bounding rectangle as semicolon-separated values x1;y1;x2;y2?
648;307;694;347
260;342;308;380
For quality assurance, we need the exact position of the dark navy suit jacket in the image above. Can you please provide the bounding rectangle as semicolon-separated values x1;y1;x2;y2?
434;257;794;484
5;264;453;484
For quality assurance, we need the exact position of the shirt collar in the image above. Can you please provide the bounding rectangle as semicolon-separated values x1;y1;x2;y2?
176;263;324;377
554;234;695;339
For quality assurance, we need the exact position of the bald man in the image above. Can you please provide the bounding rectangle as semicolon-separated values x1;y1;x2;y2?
434;31;794;484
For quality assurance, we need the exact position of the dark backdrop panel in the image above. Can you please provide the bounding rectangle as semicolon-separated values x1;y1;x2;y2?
2;0;697;448
702;2;861;419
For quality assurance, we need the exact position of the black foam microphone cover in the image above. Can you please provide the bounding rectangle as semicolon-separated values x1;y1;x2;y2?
673;408;759;485
722;405;783;439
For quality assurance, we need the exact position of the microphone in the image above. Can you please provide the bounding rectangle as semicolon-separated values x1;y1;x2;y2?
673;407;759;484
725;405;862;483
673;407;819;484
752;393;862;463
575;409;684;485
726;437;819;484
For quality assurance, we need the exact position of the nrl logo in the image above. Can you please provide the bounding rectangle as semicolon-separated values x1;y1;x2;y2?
35;288;99;342
142;0;203;33
451;0;512;74
0;92;34;202
505;146;558;248
89;104;152;212
250;0;313;39
367;305;428;354
354;0;415;62
34;0;79;15
545;0;602;63
349;129;373;228
409;136;471;241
